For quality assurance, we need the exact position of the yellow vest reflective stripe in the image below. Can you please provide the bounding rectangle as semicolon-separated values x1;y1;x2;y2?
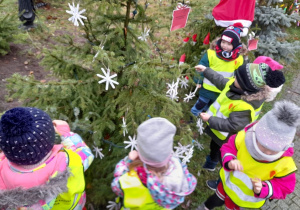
203;49;243;93
254;103;263;121
220;131;297;208
119;170;168;210
207;79;256;140
52;149;85;210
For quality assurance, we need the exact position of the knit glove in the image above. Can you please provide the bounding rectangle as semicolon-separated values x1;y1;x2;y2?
53;120;72;137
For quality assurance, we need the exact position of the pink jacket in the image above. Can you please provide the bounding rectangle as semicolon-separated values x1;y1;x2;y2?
0;133;94;209
221;123;296;200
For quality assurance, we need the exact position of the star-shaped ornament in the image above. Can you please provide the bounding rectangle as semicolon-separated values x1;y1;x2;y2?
97;67;119;90
66;2;87;26
124;135;138;151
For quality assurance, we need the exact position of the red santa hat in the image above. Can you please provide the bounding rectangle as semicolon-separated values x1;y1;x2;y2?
212;0;255;35
179;54;186;65
183;36;190;43
192;34;197;45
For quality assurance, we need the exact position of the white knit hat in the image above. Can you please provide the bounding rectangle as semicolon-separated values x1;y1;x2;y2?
137;117;176;167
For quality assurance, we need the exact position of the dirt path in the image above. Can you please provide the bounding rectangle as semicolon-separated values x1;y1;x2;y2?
0;43;48;113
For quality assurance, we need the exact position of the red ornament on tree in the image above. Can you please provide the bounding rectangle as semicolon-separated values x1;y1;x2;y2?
183;36;190;43
179;54;186;65
203;32;210;45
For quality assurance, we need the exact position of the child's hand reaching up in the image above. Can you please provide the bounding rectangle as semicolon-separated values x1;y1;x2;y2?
195;65;206;72
228;159;243;171
251;177;262;195
200;113;211;122
128;150;139;161
53;120;71;137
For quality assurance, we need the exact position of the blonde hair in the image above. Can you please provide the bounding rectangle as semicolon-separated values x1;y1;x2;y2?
129;159;168;181
241;86;269;101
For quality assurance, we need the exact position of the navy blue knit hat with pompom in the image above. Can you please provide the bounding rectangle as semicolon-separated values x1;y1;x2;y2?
0;107;55;165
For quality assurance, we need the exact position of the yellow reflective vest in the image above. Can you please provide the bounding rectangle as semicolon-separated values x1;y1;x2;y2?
52;149;85;210
203;49;243;93
207;79;262;140
119;170;168;210
220;130;297;208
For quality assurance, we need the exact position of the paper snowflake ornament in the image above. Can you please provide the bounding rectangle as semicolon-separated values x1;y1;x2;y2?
106;198;121;210
184;85;199;102
192;139;204;151
181;146;194;164
97;67;119;90
174;143;194;164
93;146;105;159
183;91;195;102
138;28;150;41
196;118;204;135
124;135;138;151
179;77;189;89
122;117;128;137
166;78;179;101
66;2;87;26
174;143;190;157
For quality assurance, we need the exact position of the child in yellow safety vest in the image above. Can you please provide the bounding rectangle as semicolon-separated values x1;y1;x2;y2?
0;107;94;209
111;117;197;209
198;101;300;210
196;62;285;191
191;22;246;117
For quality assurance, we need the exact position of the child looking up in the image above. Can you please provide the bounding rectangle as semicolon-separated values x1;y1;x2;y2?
199;101;300;210
0;107;94;209
191;23;246;117
111;117;197;209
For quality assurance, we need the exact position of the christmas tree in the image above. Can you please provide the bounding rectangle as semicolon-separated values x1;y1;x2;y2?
253;0;300;63
0;0;18;55
6;0;197;207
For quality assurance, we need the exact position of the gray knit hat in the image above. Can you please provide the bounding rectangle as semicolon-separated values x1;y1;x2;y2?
137;117;176;167
255;101;300;152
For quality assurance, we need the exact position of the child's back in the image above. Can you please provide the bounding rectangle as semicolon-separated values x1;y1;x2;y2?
111;117;196;209
0;108;94;209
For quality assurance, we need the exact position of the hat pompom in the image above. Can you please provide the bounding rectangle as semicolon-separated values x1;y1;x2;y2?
240;27;248;37
273;101;300;127
1;108;33;137
266;70;285;88
233;22;244;28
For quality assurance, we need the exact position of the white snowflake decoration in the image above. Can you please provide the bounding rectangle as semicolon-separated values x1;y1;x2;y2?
93;38;106;62
174;143;194;164
66;2;87;27
184;85;199;102
183;91;195;102
166;78;179;101
174;143;187;157
196;118;204;135
97;67;119;90
124;135;138;151
122;117;128;137
138;28;150;41
181;146;194;164
192;139;204;151
106;198;121;210
93;146;105;159
179;77;189;89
